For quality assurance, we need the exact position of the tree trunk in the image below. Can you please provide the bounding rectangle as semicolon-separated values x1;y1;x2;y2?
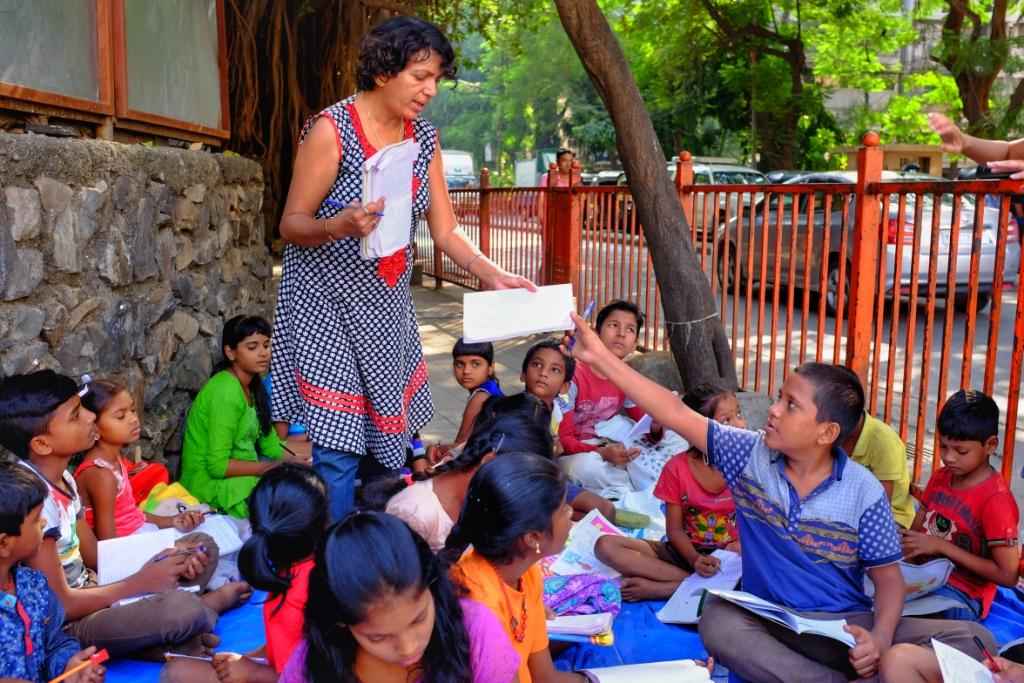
552;0;738;391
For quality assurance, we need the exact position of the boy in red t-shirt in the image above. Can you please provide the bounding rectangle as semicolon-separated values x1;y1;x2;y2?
902;389;1020;621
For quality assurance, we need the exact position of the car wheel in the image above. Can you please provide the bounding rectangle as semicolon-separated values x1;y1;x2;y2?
825;259;849;317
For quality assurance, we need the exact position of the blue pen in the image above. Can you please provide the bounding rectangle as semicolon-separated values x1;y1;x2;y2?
322;198;384;217
569;300;596;351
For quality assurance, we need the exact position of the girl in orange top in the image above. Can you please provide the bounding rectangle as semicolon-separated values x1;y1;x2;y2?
447;453;590;683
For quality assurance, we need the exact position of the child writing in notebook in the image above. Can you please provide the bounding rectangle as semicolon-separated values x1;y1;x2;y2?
902;389;1020;620
0;370;246;658
564;317;997;683
161;464;327;683
0;462;104;683
594;383;742;601
280;511;520;683
75;379;204;540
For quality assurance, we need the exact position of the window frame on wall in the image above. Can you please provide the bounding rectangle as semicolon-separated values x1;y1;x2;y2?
111;0;230;141
0;0;229;144
0;0;116;116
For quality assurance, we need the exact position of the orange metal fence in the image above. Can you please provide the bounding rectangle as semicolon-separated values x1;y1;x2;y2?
414;136;1024;487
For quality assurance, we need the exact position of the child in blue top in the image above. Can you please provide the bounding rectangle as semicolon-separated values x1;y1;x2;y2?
565;315;996;683
450;338;503;446
0;462;103;683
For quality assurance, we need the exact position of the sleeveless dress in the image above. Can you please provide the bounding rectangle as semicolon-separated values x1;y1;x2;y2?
74;457;147;537
271;96;435;469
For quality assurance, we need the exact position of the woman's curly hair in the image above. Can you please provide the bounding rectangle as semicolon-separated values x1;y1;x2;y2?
357;16;457;91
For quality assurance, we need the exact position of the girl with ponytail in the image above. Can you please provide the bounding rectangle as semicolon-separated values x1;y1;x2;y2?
446;453;586;683
161;463;327;683
181;315;292;518
280;511;519;683
360;393;553;552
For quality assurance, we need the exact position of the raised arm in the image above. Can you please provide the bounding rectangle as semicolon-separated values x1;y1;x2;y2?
565;312;710;452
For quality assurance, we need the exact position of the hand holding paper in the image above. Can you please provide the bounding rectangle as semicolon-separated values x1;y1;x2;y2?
463;284;574;343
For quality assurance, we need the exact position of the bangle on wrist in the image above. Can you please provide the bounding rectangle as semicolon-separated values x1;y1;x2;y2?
322;217;335;241
464;252;484;273
576;671;599;683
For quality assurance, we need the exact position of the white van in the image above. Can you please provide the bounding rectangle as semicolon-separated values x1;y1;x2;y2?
441;149;476;188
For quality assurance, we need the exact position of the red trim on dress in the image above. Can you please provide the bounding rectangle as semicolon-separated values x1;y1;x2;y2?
296;360;429;435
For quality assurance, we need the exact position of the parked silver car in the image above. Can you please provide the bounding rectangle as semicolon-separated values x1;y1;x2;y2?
715;171;1021;314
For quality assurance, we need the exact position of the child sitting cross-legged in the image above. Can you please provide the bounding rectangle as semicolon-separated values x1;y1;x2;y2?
594;383;743;601
182;315;292;519
557;301;652;498
161;464;327;683
902;389;1020;620
0;370;246;659
75;379;204;540
565;314;997;683
0;462;104;683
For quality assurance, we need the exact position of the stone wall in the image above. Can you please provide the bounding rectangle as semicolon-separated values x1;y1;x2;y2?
0;132;274;460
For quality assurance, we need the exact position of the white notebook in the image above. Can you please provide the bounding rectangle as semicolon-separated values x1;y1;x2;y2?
463;284;574;343
581;660;712;682
704;589;856;647
546;612;614;636
360;138;419;260
932;638;994;682
98;527;179;585
657;549;742;624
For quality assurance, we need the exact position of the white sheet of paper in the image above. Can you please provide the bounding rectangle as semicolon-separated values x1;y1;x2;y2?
657;549;742;624
360;138;419;260
549;509;626;578
463;284;574;343
175;514;243;556
546;612;614;636
98;527;179;585
583;660;712;683
932;638;995;683
625;414;652;445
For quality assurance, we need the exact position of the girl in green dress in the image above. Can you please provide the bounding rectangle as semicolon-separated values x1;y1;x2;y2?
181;315;284;518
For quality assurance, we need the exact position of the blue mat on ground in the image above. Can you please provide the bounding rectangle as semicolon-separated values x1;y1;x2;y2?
553;586;1024;674
105;591;268;683
104;587;1024;682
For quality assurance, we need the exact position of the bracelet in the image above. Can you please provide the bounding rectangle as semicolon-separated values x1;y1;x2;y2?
464;252;484;273
321;219;342;242
575;671;599;683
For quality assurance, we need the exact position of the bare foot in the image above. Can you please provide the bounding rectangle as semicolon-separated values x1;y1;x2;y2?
175;632;221;657
620;576;681;601
201;580;252;614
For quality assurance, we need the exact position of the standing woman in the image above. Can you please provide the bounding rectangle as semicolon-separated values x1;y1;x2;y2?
272;17;533;521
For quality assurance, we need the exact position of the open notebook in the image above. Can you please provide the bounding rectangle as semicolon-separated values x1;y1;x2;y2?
657;549;742;624
580;660;712;682
701;589;856;647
